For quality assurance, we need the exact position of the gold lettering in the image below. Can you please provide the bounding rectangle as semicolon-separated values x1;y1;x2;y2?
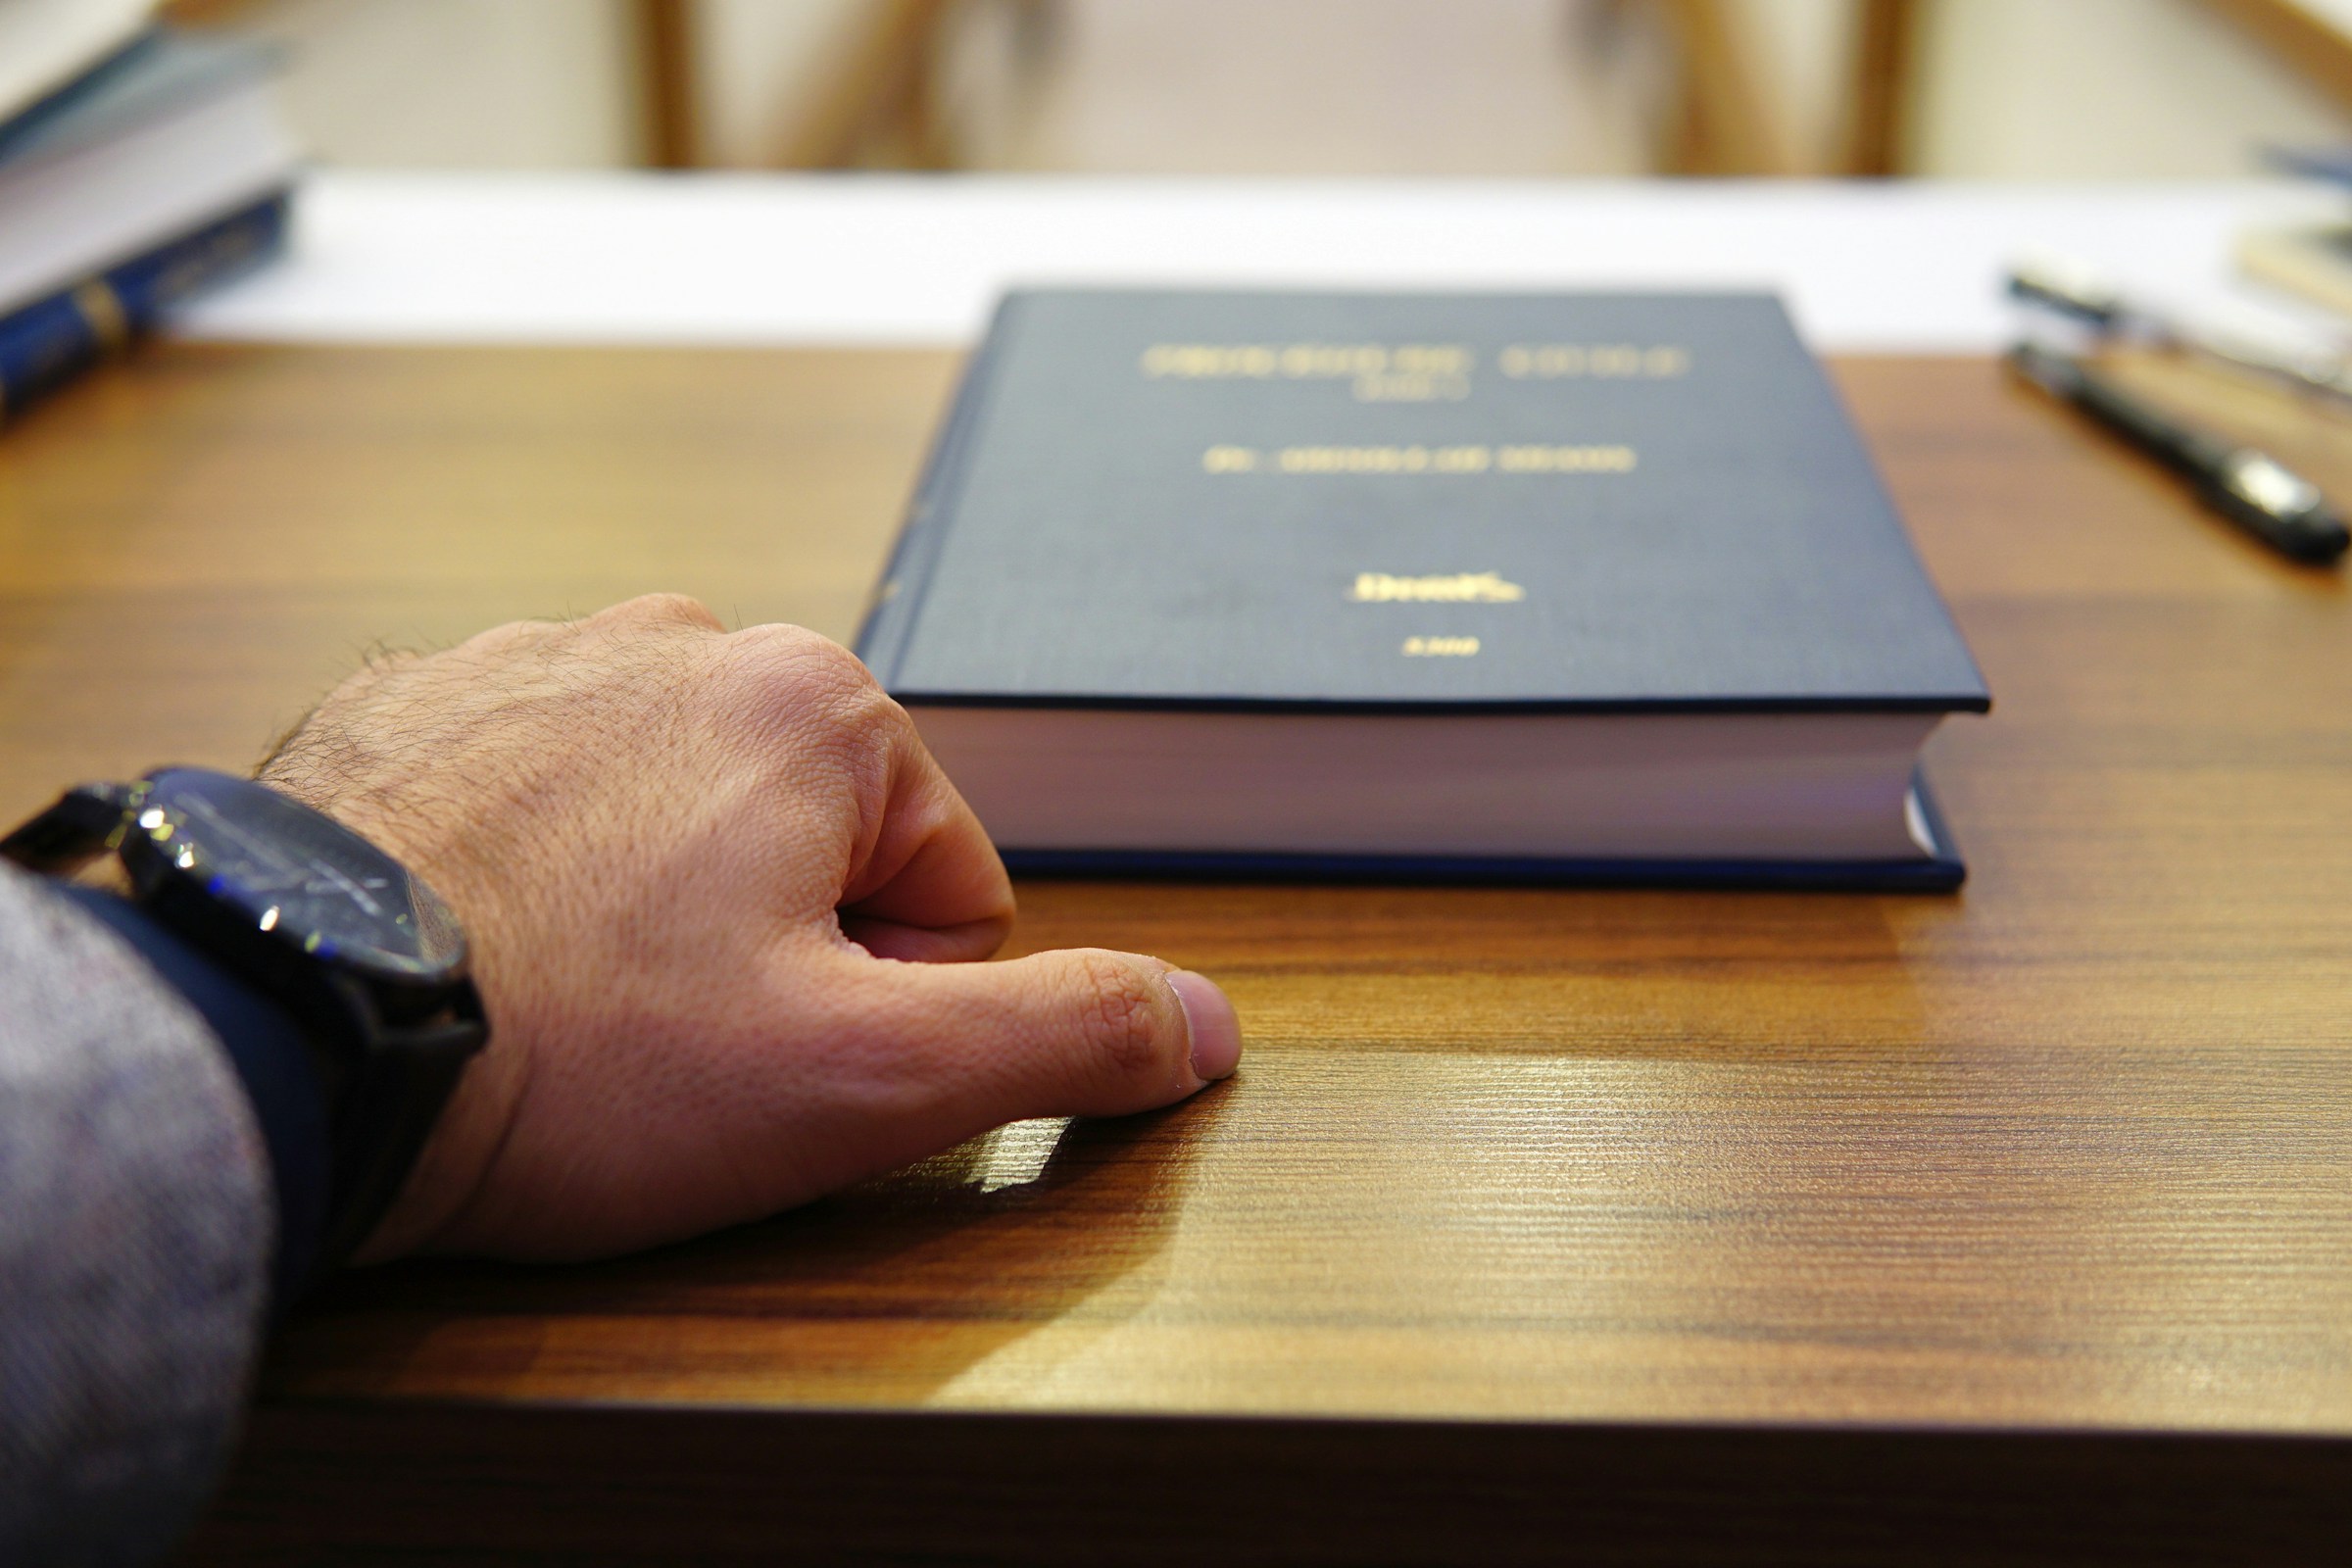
1144;342;1472;381
1642;345;1690;376
1222;444;1626;475
1350;572;1526;604
1281;445;1503;472
1281;446;1439;472
1141;344;1281;378
1589;345;1643;377
1352;372;1471;402
1494;444;1637;472
1402;635;1482;657
1397;345;1469;374
1497;344;1690;379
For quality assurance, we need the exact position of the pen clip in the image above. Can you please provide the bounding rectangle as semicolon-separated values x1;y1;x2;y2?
2005;254;2130;333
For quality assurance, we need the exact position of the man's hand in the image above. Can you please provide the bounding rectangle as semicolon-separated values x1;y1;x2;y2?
261;595;1242;1262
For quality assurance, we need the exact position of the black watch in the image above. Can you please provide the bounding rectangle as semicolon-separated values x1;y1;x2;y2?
1;766;488;1265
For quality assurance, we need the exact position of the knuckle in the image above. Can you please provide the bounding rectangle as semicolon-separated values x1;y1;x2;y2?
738;623;870;682
1070;953;1174;1082
461;617;560;653
605;592;722;631
731;626;895;724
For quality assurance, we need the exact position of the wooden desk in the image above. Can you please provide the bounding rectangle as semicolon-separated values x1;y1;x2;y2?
3;345;2348;1564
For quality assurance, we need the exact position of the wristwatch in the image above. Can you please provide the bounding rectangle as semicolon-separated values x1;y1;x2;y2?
1;766;488;1266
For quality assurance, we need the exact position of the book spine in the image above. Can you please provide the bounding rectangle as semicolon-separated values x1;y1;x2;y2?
0;190;290;424
852;292;1026;686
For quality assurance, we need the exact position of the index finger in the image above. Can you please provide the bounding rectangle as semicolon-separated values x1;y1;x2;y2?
836;712;1014;962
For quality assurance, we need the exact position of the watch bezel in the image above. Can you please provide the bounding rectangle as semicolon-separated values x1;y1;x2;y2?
116;771;470;993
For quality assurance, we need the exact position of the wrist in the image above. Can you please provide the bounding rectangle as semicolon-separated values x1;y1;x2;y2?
4;769;491;1276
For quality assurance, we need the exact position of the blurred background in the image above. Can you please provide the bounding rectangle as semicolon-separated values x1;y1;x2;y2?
152;0;2352;180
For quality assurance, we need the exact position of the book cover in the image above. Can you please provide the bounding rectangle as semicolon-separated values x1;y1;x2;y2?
0;29;275;170
858;289;1987;887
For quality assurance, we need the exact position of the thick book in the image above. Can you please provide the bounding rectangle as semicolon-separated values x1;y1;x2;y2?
0;29;297;325
0;190;288;421
2238;147;2352;320
2236;223;2352;321
857;289;1989;888
0;0;155;126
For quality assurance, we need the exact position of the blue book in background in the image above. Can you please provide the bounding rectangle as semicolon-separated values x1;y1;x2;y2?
858;289;1990;889
0;27;296;424
2261;144;2352;189
0;190;288;422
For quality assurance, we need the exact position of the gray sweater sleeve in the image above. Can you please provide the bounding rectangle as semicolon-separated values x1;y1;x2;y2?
0;864;271;1566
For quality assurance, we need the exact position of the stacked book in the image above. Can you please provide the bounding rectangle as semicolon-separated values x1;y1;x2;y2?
2236;147;2352;321
1;0;299;421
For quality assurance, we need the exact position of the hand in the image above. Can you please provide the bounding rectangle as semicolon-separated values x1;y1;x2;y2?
260;595;1242;1262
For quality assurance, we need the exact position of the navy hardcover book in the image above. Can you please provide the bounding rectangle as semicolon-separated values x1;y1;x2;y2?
857;289;1989;888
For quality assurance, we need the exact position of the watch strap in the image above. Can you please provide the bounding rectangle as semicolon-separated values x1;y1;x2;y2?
0;782;138;874
318;984;488;1265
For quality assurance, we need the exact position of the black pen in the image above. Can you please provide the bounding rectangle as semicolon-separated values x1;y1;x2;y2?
2007;341;2350;565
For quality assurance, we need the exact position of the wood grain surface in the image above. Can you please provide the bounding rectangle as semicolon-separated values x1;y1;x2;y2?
3;343;2347;1562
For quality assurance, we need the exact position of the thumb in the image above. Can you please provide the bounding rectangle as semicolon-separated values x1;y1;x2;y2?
880;948;1243;1122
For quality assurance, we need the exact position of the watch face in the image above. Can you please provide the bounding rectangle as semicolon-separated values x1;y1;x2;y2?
135;768;466;982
